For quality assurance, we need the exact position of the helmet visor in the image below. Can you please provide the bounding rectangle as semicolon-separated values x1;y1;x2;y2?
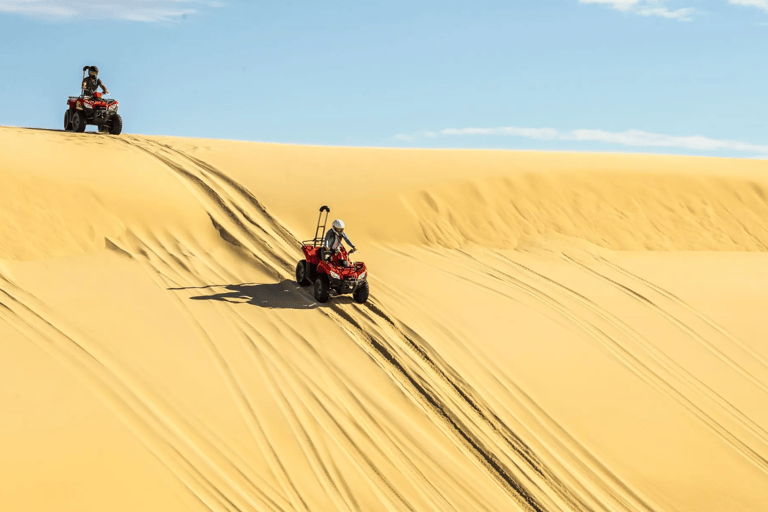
334;226;344;234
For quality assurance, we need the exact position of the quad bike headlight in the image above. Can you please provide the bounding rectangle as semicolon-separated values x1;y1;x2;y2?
330;271;340;280
108;104;118;111
358;271;366;280
84;102;93;108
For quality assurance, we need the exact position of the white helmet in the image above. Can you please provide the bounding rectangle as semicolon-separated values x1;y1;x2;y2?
332;219;345;234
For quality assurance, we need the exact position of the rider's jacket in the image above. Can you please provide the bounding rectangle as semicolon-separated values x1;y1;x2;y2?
82;76;104;96
323;229;354;252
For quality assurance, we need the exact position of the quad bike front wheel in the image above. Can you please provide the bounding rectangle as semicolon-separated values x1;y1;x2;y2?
353;281;369;304
109;114;123;135
296;260;311;286
63;110;71;131
314;277;330;303
71;111;86;133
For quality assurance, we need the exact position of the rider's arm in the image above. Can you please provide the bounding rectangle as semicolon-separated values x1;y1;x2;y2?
342;232;355;249
99;81;109;94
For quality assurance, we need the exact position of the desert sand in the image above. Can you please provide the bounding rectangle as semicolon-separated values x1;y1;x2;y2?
2;125;768;512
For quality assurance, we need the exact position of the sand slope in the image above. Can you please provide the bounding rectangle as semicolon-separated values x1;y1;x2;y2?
1;126;768;512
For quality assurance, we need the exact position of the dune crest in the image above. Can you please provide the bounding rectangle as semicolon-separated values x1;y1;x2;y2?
402;173;768;251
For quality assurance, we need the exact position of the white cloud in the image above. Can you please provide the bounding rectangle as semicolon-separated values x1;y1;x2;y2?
0;0;224;22
729;0;768;13
579;0;643;11
561;128;768;152
395;126;768;155
580;0;697;21
637;7;696;20
442;127;560;139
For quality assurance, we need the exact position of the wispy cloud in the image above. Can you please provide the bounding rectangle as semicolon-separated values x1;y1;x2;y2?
579;0;697;21
394;126;768;155
580;0;641;11
441;127;560;139
729;0;768;13
636;7;696;20
0;0;225;22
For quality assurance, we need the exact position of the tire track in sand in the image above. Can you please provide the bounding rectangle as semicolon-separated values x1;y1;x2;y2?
565;255;768;398
113;137;564;511
116;209;503;511
469;250;768;477
376;246;658;512
164;228;525;512
369;270;657;512
167;240;471;512
385;246;768;482
0;271;291;512
110;135;686;511
598;256;768;374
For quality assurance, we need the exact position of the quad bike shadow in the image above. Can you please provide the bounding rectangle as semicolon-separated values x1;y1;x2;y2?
180;280;318;310
173;280;360;309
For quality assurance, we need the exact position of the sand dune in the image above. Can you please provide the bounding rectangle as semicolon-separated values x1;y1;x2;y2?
2;125;768;512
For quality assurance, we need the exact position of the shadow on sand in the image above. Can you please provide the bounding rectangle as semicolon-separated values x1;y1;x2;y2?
170;280;356;310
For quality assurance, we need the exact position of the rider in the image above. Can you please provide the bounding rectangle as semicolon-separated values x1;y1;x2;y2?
323;219;355;261
82;66;109;97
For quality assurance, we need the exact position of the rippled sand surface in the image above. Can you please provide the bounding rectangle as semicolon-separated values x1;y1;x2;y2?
2;126;768;511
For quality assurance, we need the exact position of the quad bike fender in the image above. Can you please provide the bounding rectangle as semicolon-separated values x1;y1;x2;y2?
302;245;322;264
316;261;345;289
316;260;336;277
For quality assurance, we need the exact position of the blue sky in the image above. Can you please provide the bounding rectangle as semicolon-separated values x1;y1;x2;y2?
0;0;766;158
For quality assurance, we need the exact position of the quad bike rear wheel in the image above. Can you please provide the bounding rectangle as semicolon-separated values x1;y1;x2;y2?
71;111;86;133
353;281;369;304
63;110;72;131
314;277;329;303
296;260;311;286
109;114;123;135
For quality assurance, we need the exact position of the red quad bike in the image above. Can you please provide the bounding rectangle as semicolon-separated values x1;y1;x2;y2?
64;66;123;135
296;206;369;304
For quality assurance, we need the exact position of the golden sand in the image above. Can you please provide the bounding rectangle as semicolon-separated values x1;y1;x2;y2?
2;125;768;511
